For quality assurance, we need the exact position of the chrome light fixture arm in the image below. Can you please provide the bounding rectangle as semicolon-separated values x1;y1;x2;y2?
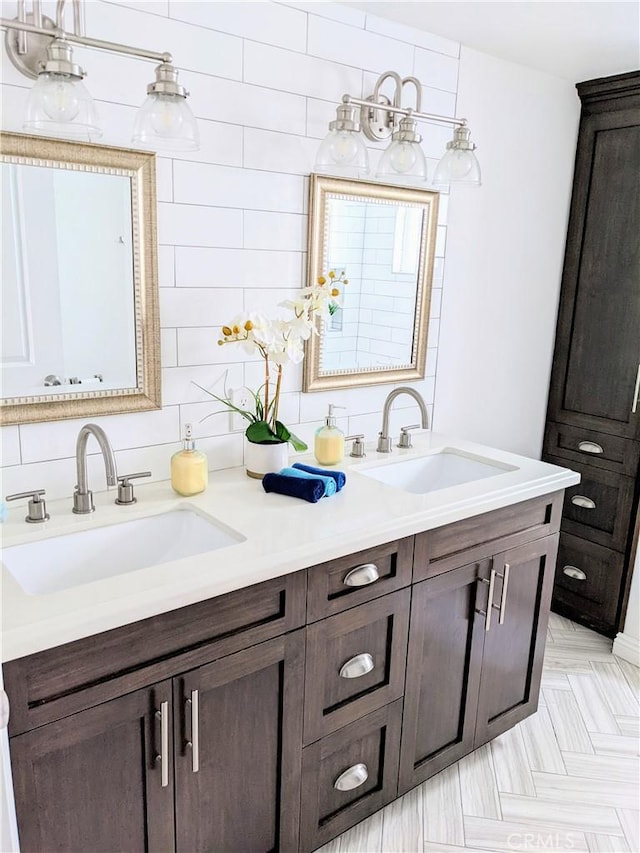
1;13;172;76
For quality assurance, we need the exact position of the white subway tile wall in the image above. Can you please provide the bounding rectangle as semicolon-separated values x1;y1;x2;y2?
0;0;459;499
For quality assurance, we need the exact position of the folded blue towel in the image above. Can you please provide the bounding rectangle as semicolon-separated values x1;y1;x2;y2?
262;472;325;503
292;463;346;491
280;467;337;497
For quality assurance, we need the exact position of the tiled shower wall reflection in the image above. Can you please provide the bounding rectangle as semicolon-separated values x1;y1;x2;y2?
0;0;459;499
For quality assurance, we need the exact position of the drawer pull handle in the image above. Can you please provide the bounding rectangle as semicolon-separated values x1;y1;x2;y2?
334;762;369;791
343;563;380;587
155;701;169;787
186;689;200;774
477;568;497;632
571;495;596;510
339;653;375;679
498;563;510;625
563;565;587;581
577;441;604;454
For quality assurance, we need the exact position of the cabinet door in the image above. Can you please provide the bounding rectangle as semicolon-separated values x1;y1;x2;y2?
174;631;304;853
547;107;640;438
398;561;487;795
474;536;558;747
10;680;174;853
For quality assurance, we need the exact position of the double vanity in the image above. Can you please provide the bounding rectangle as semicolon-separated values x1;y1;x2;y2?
1;432;578;852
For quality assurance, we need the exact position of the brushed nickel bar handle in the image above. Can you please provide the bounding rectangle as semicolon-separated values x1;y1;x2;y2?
632;363;640;414
571;495;596;509
498;563;510;625
563;565;587;581
343;563;379;587
155;701;169;787
186;690;200;773
577;441;603;454
478;568;497;632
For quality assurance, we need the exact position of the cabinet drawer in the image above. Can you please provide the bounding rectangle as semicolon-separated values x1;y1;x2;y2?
304;589;410;744
553;532;625;632
545;453;636;551
300;700;402;852
4;570;307;736
544;422;640;477
414;492;564;581
306;537;413;622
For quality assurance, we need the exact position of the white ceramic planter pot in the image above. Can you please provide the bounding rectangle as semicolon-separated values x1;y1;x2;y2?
245;440;289;479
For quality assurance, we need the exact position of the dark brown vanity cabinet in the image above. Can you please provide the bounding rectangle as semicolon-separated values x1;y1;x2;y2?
399;534;558;794
543;70;640;636
5;495;564;853
10;681;176;853
5;572;307;853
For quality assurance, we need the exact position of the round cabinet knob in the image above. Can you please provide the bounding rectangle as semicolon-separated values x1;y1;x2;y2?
339;653;375;679
334;762;369;791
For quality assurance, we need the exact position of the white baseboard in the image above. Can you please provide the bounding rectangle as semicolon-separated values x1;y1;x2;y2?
612;631;640;667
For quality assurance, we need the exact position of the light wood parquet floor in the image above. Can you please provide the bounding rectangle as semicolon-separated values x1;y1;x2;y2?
318;613;640;853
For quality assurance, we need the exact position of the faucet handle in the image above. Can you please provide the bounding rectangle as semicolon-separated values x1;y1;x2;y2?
345;434;366;458
115;472;152;506
398;424;421;449
5;489;50;523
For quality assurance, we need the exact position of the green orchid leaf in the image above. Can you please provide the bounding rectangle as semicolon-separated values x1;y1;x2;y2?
274;421;308;452
246;420;282;444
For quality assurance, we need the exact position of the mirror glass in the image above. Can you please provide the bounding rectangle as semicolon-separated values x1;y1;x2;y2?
0;133;160;425
304;175;439;392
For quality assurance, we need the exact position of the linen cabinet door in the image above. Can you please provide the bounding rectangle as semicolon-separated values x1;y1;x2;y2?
398;561;487;795
174;631;304;853
10;680;175;853
474;535;558;747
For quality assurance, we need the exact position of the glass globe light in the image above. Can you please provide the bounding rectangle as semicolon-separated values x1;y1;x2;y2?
376;116;427;185
132;63;199;152
314;103;370;177
23;41;102;141
433;125;482;187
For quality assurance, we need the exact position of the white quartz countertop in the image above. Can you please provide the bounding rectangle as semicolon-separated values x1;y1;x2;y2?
0;432;579;662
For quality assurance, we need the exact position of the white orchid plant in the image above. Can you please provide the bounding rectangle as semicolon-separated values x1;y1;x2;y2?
202;270;346;450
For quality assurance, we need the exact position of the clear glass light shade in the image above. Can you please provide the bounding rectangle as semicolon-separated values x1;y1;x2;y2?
23;73;102;140
433;148;482;186
314;128;369;177
132;92;199;151
376;139;427;185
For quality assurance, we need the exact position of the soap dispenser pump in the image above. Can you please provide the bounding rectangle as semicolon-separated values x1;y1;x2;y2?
171;423;208;496
314;404;346;466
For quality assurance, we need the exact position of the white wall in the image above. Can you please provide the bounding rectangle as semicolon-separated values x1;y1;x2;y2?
433;45;580;457
0;2;582;502
0;0;460;499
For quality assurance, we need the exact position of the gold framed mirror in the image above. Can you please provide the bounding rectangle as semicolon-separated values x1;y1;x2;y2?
0;132;160;425
303;174;439;392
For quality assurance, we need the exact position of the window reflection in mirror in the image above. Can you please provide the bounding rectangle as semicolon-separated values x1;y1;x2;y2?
1;163;137;397
0;132;160;426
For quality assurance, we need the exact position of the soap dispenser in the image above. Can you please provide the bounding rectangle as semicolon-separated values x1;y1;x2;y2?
314;404;346;466
171;423;208;496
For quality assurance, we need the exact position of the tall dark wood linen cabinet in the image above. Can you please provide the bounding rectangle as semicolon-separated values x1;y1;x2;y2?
543;70;640;637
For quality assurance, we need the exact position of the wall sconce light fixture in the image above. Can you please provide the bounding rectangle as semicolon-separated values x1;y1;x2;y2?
1;0;199;150
315;70;481;187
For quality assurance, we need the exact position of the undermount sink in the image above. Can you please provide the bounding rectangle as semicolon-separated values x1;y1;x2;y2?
360;448;517;495
2;507;245;595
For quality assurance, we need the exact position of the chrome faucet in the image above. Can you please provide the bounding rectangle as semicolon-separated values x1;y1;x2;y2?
377;387;429;453
73;423;118;514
